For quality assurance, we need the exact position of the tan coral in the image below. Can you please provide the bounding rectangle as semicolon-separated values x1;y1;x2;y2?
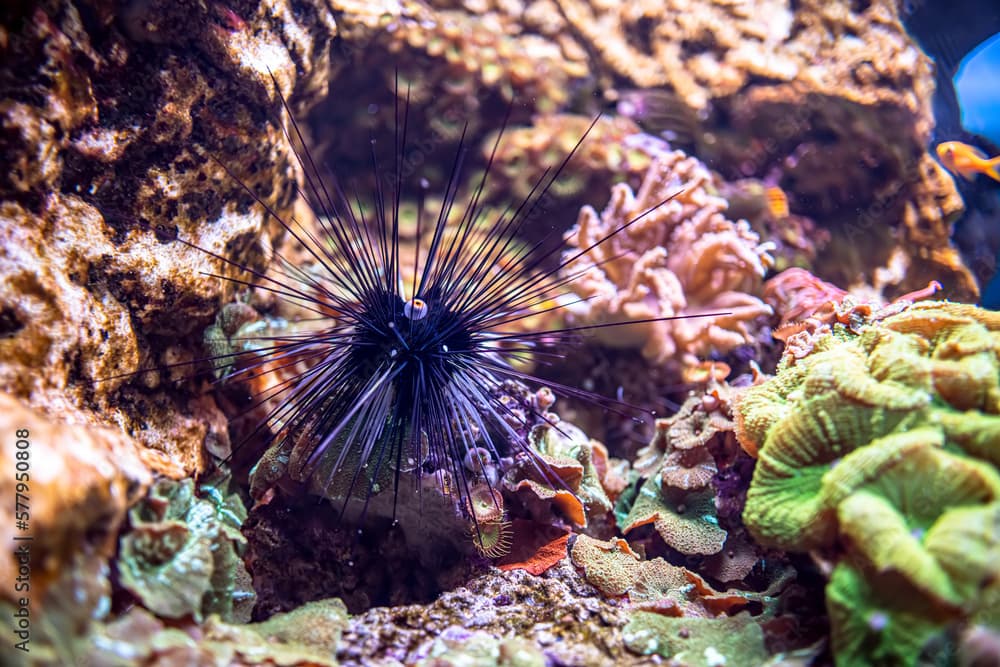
552;0;925;114
319;0;591;148
549;0;975;299
387;4;588;108
634;404;730;490
562;150;773;366
502;420;613;528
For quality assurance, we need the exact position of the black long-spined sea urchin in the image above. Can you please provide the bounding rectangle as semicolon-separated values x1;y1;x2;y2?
190;85;712;542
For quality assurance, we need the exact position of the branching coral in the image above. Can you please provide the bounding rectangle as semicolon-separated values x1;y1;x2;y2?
562;149;774;368
734;301;1000;666
550;0;936;175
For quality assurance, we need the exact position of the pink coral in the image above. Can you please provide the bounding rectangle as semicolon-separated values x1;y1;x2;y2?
562;151;774;366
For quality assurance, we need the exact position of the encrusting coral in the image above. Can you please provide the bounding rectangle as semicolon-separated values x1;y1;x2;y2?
735;301;1000;666
117;474;256;623
2;1;993;665
483;114;654;206
568;534;801;665
75;598;348;666
561;148;774;371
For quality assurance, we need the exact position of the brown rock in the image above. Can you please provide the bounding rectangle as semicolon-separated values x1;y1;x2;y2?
0;392;157;602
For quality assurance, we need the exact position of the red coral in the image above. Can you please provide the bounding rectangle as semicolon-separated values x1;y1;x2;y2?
496;521;571;576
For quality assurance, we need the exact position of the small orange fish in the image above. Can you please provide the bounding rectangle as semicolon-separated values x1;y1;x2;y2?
936;141;1000;183
765;186;789;219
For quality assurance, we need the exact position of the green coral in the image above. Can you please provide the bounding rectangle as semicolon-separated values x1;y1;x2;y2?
117;473;256;623
735;301;1000;666
503;420;613;527
620;476;727;556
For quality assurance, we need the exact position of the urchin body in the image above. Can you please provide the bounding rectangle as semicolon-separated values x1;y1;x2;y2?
275;282;516;507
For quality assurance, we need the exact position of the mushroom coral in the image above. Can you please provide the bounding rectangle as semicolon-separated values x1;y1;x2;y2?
503;419;616;530
734;301;1000;666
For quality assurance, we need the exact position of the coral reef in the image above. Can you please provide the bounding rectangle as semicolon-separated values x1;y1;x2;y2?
623;612;769;666
0;0;993;665
619;381;764;582
621;480;727;557
552;0;929;115
735;301;1000;666
410;629;546;667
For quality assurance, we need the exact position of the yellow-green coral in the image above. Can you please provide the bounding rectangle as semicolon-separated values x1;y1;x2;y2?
569;535;756;615
735;301;1000;667
620;477;727;557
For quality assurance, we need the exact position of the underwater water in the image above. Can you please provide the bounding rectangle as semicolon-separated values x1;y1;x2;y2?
956;33;1000;148
0;1;999;666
